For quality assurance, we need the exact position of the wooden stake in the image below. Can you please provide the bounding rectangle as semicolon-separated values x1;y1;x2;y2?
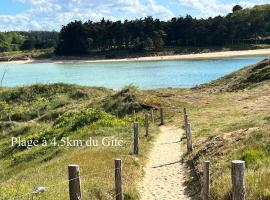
202;161;210;200
145;113;149;137
186;123;193;153
151;109;155;124
232;160;245;200
159;107;164;125
184;114;188;136
68;164;82;200
115;159;123;200
133;122;139;155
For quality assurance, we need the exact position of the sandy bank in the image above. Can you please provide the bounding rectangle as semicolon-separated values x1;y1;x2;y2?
2;48;270;64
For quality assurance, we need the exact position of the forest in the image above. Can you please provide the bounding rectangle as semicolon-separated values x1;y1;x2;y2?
55;4;270;55
0;31;58;52
2;4;270;57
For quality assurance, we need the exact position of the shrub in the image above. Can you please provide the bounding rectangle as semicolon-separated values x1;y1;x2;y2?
53;108;107;131
103;86;142;117
241;149;265;167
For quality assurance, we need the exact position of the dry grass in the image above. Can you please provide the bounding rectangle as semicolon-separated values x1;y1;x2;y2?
142;81;270;200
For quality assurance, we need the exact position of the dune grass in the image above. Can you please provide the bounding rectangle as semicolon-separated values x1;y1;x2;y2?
0;84;160;200
143;81;270;200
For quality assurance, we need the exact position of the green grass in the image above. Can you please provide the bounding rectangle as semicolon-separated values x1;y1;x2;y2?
0;49;54;61
144;81;270;199
0;84;160;200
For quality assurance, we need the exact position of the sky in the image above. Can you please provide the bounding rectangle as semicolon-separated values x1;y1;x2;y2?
0;0;269;31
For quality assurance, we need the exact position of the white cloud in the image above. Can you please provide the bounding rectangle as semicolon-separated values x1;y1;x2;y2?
2;0;267;30
177;0;270;18
0;0;174;31
178;0;234;18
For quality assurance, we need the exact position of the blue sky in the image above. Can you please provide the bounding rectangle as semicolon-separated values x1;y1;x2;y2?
0;0;268;31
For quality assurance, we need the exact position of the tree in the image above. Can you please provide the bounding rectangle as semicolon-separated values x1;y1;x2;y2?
55;21;88;55
233;5;243;12
153;31;165;50
20;39;35;50
143;37;154;50
32;97;48;119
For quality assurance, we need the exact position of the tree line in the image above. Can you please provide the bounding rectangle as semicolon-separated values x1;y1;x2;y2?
1;4;270;56
55;4;270;56
0;31;58;52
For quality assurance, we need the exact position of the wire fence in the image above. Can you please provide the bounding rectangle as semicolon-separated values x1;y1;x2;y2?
1;107;251;200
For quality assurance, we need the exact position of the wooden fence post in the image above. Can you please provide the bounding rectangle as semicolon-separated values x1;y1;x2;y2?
183;108;187;127
133;122;139;155
151;109;155;124
202;161;210;200
68;164;82;200
186;123;193;153
115;159;123;200
145;113;149;137
159;107;164;125
232;160;245;200
184;114;188;135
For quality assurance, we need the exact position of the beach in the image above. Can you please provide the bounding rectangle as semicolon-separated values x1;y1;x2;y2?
1;48;270;64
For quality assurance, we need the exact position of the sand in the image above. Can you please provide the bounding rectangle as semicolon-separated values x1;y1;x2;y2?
138;125;191;200
2;48;270;64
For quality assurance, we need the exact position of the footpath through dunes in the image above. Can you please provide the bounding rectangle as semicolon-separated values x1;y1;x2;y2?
138;125;191;200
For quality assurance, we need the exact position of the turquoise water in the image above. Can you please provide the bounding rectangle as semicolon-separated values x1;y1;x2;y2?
0;56;266;89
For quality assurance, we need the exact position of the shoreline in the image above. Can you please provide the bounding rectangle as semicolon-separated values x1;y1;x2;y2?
2;48;270;64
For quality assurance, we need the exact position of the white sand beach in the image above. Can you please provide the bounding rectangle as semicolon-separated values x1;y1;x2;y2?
2;48;270;64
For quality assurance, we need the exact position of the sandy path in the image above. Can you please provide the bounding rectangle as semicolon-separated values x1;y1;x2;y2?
138;125;191;200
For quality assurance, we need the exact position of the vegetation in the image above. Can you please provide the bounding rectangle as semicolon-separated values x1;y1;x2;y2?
0;58;269;199
0;31;58;52
2;5;270;59
0;83;160;199
56;4;270;56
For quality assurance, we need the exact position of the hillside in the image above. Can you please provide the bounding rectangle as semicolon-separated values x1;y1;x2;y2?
0;58;270;199
196;58;270;92
0;84;160;199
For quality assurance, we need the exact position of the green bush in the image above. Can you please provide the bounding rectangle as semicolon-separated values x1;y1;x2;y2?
241;149;265;167
53;108;107;131
103;86;142;117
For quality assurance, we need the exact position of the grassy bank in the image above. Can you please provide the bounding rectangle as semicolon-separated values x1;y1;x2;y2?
0;49;54;61
0;84;160;199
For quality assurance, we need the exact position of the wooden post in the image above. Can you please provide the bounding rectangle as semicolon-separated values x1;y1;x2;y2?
159;107;164;125
183;108;187;129
145;113;149;137
186;123;193;153
202;161;210;200
151;109;155;124
232;160;245;200
184;114;188;134
115;159;123;200
68;164;82;200
133;122;139;155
